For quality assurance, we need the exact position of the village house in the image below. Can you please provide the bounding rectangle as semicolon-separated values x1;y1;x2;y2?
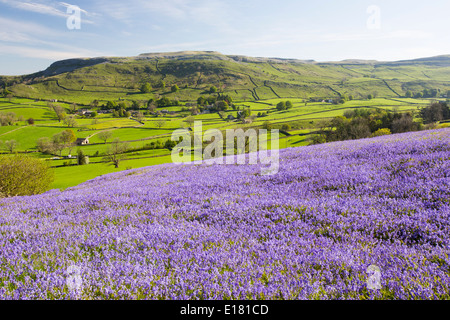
76;138;89;146
78;109;93;116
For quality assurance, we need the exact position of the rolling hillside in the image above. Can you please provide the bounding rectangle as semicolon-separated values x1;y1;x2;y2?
2;51;450;105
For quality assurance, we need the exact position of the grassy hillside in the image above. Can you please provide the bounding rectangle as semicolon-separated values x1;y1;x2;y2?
3;52;450;105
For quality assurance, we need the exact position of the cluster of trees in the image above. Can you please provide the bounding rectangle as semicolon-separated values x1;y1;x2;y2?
153;97;180;108
237;107;252;119
313;108;421;144
0;155;54;198
419;102;450;124
140;81;180;94
37;129;77;156
197;94;233;107
112;109;131;118
276;101;293;111
405;89;441;99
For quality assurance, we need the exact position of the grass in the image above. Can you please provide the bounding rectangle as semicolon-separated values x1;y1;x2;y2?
51;154;174;190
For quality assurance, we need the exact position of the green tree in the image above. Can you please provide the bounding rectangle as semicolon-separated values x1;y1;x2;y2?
184;116;195;127
106;101;118;109
209;86;218;93
420;102;450;124
97;130;113;144
64;115;77;128
77;149;89;165
155;118;167;129
140;82;152;93
262;121;272;130
4;140;18;153
276;101;286;111
405;90;413;98
50;104;66;122
69;103;78;114
103;138;129;168
371;128;391;137
171;84;179;93
0;155;54;197
285;101;293;109
52;130;76;156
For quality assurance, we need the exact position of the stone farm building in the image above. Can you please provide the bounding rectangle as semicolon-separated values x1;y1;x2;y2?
76;138;89;146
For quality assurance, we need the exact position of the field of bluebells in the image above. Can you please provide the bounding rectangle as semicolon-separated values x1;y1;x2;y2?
0;128;449;300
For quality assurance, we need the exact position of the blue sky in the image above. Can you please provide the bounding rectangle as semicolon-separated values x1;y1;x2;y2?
1;0;449;75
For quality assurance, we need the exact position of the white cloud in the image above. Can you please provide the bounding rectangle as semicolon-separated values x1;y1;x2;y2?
0;44;102;60
0;0;95;23
1;0;65;17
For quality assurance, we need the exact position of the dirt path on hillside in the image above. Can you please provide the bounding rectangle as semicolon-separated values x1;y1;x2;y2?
0;126;26;137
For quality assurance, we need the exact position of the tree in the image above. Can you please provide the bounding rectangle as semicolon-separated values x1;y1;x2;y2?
157;97;172;107
97;131;113;144
136;111;144;123
276;101;286;111
64;115;77;128
285;101;293;109
371;128;391;137
90;100;99;108
215;101;229;111
77;149;89;165
131;100;141;110
209;86;218;93
4;140;18;153
405;90;413;98
0;112;17;126
414;92;423;99
171;84;179;93
392;113;419;133
69;103;78;114
420;102;450;124
164;139;176;151
103;138;129;168
51;130;76;156
184;116;195;127
281;124;291;131
106;101;118;109
50;104;66;122
90;111;98;118
27;118;35;125
367;94;374;100
140;82;152;93
155;118;167;129
0;155;54;197
262;121;272;130
36;137;54;154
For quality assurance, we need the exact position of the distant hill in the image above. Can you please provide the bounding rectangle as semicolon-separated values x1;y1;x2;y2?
2;51;450;104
